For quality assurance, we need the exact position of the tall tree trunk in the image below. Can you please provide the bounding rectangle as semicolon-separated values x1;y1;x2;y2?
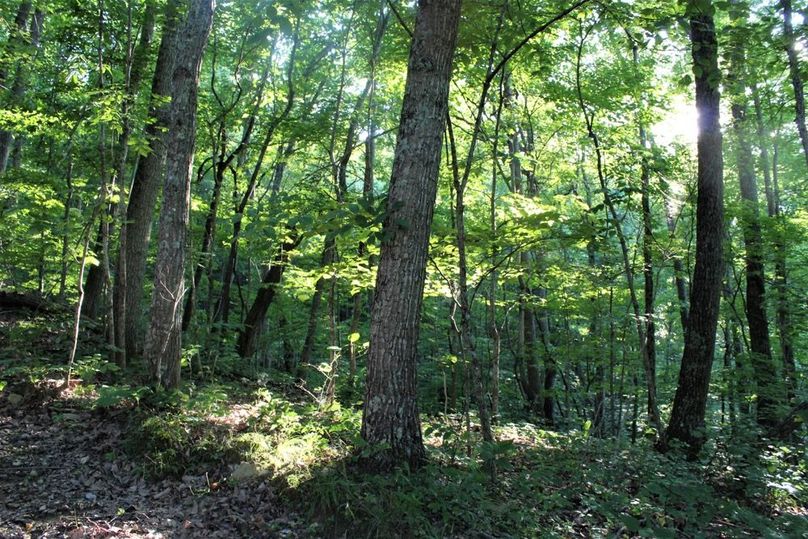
0;0;32;174
183;60;269;332
727;3;780;426
143;0;215;389
634;44;658;422
114;0;181;360
298;239;334;376
93;0;115;357
113;0;156;367
780;0;808;167
447;115;495;473
752;87;796;402
0;7;43;171
663;1;724;455
360;0;461;471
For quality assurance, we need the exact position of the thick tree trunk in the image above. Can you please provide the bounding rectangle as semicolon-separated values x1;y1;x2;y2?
360;0;461;471
114;0;181;360
143;0;215;389
112;1;157;367
663;3;724;455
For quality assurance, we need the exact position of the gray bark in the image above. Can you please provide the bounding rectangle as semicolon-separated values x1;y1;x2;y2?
144;0;215;388
113;0;181;360
360;0;461;471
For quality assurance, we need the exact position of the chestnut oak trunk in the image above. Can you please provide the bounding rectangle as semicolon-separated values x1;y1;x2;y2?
144;0;214;389
114;0;181;359
360;0;461;471
664;2;724;455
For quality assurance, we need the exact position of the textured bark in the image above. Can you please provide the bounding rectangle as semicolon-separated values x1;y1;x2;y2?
780;0;808;167
113;1;157;367
114;0;181;360
664;4;724;455
727;7;780;427
236;237;300;358
144;0;215;389
360;0;461;471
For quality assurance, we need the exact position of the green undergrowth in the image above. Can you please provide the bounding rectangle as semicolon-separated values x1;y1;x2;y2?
2;352;806;537
293;423;807;538
123;380;801;538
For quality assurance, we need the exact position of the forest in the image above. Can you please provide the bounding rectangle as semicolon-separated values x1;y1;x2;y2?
0;0;806;536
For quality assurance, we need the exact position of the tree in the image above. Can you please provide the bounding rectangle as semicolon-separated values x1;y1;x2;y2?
360;0;462;471
779;0;808;167
114;0;181;361
143;0;215;389
663;0;724;455
726;0;780;427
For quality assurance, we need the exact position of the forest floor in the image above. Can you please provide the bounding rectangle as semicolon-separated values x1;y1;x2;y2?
0;381;310;538
1;311;807;538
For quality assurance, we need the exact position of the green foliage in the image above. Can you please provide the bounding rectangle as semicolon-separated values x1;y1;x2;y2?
115;382;248;478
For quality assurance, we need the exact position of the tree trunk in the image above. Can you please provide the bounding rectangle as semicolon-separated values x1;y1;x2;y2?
727;4;780;427
0;0;32;174
360;0;461;471
298;239;334;377
112;1;157;367
780;0;808;167
635;44;657;423
752;87;796;402
114;0;181;360
663;193;690;333
237;237;300;358
663;2;724;456
143;0;215;389
576;31;661;435
0;7;43;171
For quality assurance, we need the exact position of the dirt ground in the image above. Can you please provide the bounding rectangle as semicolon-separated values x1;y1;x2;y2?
0;386;308;538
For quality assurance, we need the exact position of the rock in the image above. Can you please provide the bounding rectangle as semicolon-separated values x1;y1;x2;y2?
230;462;262;482
7;393;23;406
